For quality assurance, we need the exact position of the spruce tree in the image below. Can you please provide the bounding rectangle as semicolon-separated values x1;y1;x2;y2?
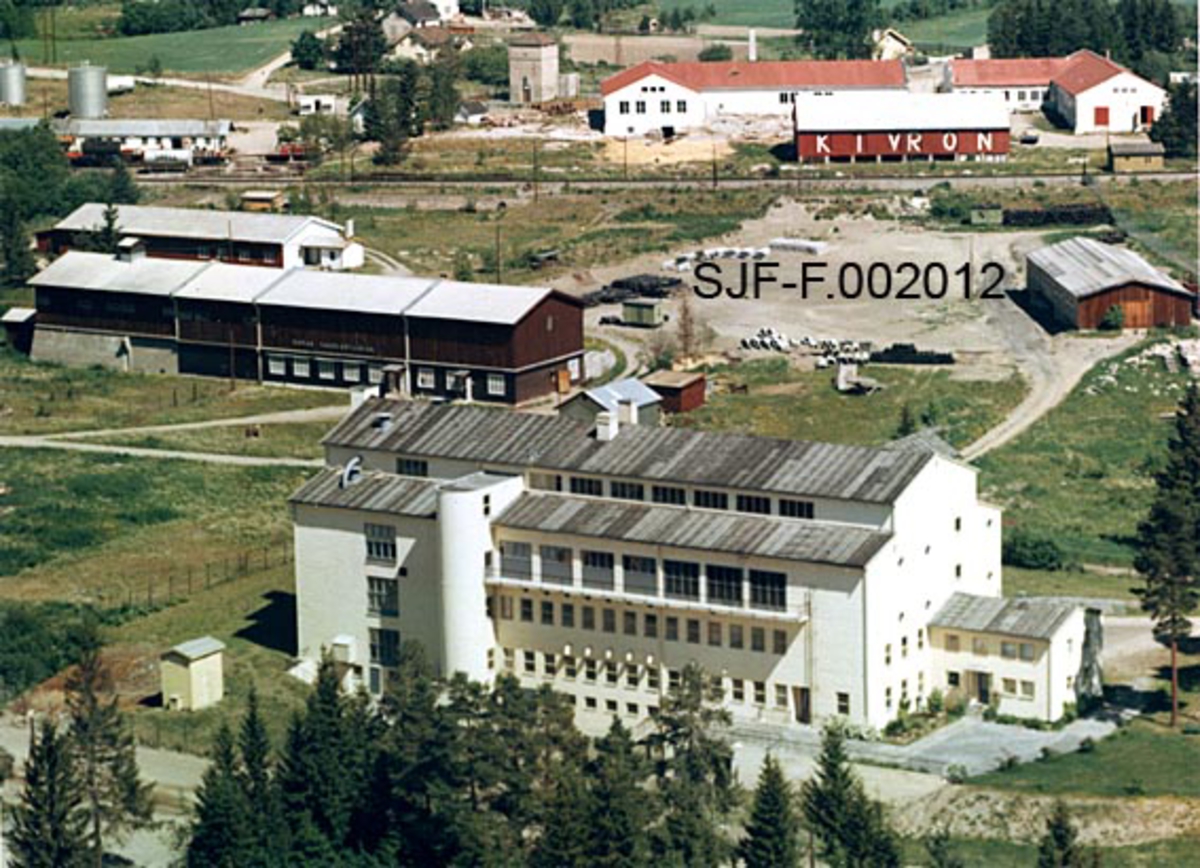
94;202;122;255
10;720;89;868
529;758;593;868
896;403;918;437
801;721;858;864
740;754;800;868
1037;800;1084;867
0;202;36;288
238;687;288;863
1133;382;1200;727
187;724;252;868
588;718;650;867
925;826;965;868
65;638;153;868
108;159;139;205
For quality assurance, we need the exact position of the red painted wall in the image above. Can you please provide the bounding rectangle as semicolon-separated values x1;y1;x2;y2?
795;129;1011;159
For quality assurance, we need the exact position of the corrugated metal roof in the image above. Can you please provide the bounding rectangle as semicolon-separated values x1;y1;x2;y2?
888;428;959;459
29;250;208;296
793;92;1009;132
55;118;232;138
172;261;288;304
929;592;1076;640
573;378;662;414
496;492;890;567
951;57;1071;87
642;370;705;389
1109;140;1164;156
601;59;906;97
53;204;342;246
404;280;556;326
1028;237;1188;299
164;636;226;661
322;401;933;504
256;269;437;314
290;467;441;516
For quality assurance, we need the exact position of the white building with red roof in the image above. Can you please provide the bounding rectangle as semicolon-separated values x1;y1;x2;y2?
600;59;907;136
946;50;1166;134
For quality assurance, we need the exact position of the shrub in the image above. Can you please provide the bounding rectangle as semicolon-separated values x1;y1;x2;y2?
997;755;1020;771
1099;304;1125;331
945;763;968;784
946;693;967;718
1002;529;1065;571
927;688;945;715
698;43;733;62
1078;736;1096;753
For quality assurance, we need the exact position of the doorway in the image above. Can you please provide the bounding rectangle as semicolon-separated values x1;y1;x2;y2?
793;686;811;724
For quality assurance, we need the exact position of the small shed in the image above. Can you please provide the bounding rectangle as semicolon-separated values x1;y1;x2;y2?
642;370;707;413
237;7;274;24
560;377;662;427
160;636;226;711
1107;140;1164;172
622;298;663;328
2;307;36;355
241;190;286;212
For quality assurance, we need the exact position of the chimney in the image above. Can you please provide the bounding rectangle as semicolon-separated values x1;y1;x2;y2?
595;411;618;442
748;29;757;62
617;398;637;427
116;236;145;263
344;218;355;239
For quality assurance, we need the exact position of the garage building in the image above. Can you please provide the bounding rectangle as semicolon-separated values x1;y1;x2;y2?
1026;237;1192;329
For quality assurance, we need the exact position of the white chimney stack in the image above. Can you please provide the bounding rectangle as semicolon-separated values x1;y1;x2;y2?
344;218;355;238
595;411;619;442
749;29;757;62
617;398;637;427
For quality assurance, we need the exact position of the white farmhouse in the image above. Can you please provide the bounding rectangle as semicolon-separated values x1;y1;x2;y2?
1050;50;1166;134
600;59;907;136
291;402;1097;732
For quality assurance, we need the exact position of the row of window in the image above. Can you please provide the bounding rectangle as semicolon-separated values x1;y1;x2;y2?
413;368;507;397
884;630;925;664
494;594;791;654
617;99;688;115
266;354;383;384
499;543;788;610
884;672;926;709
944;633;1037;660
369;627;401;667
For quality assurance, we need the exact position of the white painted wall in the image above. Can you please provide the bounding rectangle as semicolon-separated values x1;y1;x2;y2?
1057;71;1166;134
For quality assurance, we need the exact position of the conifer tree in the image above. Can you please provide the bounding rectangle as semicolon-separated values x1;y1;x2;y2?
65;638;153;868
10;719;89;868
1037;800;1085;867
187;724;252;868
1134;382;1200;726
238;687;289;863
896;403;918;437
740;754;801;868
588;718;650;867
925;826;965;868
0;202;36;288
108;159;139;205
529;758;593;868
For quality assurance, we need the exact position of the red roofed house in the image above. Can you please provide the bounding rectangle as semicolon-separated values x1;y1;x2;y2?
600;59;907;136
947;50;1165;134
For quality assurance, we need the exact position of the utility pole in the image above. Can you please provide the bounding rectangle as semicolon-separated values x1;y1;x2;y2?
532;138;540;202
711;140;718;189
623;135;628;180
494;223;502;283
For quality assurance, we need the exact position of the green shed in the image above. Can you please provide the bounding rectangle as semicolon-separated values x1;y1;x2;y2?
622;298;664;328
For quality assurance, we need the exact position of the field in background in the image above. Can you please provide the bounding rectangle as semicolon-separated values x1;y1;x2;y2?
14;17;334;76
78;421;332;459
905;7;992;50
658;0;795;28
1001;566;1137;602
1;79;291;121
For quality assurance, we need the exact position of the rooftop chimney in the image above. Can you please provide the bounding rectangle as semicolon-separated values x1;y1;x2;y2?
116;236;145;263
344;218;355;239
370;411;394;433
595;411;618;442
748;29;757;62
617;398;637;427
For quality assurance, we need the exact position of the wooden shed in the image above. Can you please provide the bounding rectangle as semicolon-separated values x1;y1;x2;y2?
161;636;226;711
1107;140;1164;172
622;298;664;328
642;370;707;413
1026;237;1192;330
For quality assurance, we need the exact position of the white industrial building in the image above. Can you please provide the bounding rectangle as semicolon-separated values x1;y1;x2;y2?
600;59;907;136
290;402;1096;731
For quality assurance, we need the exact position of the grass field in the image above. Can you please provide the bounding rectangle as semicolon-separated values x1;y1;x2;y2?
1100;179;1199;276
1;79;291;121
1001;566;1138;602
905;7;992;49
659;0;795;28
80;421;332;460
0;351;338;436
898;833;1200;867
676;358;1027;449
14;17;334;76
977;339;1191;566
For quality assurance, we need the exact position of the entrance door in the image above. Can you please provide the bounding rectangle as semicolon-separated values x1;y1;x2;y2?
1094;106;1110;126
794;687;811;724
1140;105;1155;124
1123;299;1152;328
976;672;991;705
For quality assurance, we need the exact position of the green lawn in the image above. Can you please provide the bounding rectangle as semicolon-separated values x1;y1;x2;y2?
0;351;338;436
972;722;1200;798
899;833;1200;867
905;7;992;49
677;358;1027;449
14;17;334;76
78;421;332;460
1002;567;1138;603
977;339;1190;566
658;0;795;28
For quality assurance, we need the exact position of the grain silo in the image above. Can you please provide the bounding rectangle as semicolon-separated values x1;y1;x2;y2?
68;63;108;118
0;62;25;107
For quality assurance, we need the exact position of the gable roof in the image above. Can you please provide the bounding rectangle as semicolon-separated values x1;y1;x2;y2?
322;400;935;504
29;250;208;297
951;56;1072;87
51;204;343;246
404;280;566;326
569;378;662;414
1027;237;1189;299
164;636;226;661
1052;49;1130;96
600;59;906;97
930;593;1077;641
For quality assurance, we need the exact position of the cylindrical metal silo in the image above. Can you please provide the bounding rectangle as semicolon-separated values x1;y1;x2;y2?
0;62;27;107
68;63;107;118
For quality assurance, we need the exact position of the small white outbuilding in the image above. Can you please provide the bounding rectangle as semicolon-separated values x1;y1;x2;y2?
160;636;226;712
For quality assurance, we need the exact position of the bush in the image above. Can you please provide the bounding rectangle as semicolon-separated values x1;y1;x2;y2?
927;688;945;715
945;763;968;784
997;754;1020;771
698;43;733;62
1002;529;1065;571
1099;304;1125;331
945;693;967;718
1078;736;1096;753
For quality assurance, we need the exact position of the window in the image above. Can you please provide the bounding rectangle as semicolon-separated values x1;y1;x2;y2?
885;644;892;666
544;653;556;676
570;477;604;497
775;684;788;708
524;651;537;674
665;616;679;641
619;100;629;114
541;601;554;626
602;608;616;633
369;628;400;667
660;100;671;113
729;625;744;649
396;458;428;477
917;629;924;651
886;687;893;709
732;679;745;701
499;596;513;620
344;363;364;384
367;577;399;617
754;681;767;705
954;516;962;532
707;565;743;606
948;671;960;688
562;603;575;628
901;636;908;658
582;550;615;590
417;368;435;389
676;100;687;112
779;92;790;104
1021;680;1035;698
972;638;987;656
540;545;573;585
955;564;962;579
1018;90;1027;101
749;570;786;611
565;657;576;679
583;606;596;630
644;613;658;638
486;374;506;397
1003;678;1017;694
293;357;311;378
367;364;383;384
652;485;687;505
946;634;960;652
585;696;597;709
530;473;562;492
611;481;644;501
626;703;638;716
626;665;639;688
686;619;701;644
736;494;771;515
623;555;657;595
668;669;681;691
503;648;515;670
365;524;397;563
647;667;660;690
836;692;850;715
751;627;766;653
708;622;722;646
635;100;646;114
623;611;637;636
664;560;701;600
694;490;728;510
1001;642;1017;660
606;662;619;686
520;598;533;622
267;356;287;376
501;541;532;579
779;499;814;519
773;630;787;655
585;660;598;682
1019;643;1035;661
